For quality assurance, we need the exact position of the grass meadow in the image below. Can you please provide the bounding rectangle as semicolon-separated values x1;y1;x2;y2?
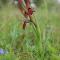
0;3;60;60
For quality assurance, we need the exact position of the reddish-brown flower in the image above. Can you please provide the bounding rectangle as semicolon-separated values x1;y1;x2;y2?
18;0;23;4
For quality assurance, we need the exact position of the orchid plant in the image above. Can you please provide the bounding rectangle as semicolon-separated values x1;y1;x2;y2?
18;0;37;30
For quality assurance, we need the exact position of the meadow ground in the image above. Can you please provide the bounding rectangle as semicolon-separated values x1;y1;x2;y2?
0;5;60;60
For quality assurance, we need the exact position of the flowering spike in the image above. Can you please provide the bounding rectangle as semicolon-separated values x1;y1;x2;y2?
18;0;36;29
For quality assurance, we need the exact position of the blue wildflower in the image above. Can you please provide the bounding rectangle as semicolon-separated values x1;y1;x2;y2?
0;48;9;55
0;49;4;54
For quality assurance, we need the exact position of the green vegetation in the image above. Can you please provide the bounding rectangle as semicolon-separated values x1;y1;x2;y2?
0;0;60;60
